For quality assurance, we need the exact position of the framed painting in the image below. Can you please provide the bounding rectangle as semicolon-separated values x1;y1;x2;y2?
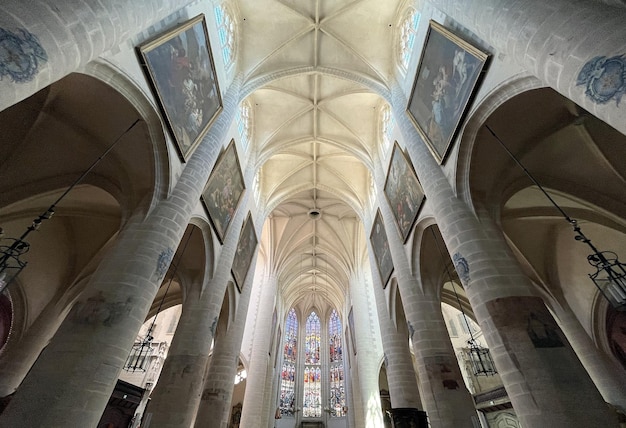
201;140;245;243
269;308;277;356
231;212;258;293
138;14;222;161
384;142;425;242
407;20;489;163
274;326;282;367
370;210;394;288
348;308;356;356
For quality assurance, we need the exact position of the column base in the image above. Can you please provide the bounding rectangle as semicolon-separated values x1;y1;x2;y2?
387;408;428;428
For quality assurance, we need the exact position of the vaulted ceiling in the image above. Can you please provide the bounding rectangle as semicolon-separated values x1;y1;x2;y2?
237;0;405;311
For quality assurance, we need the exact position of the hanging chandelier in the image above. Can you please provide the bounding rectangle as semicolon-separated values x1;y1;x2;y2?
487;125;626;311
466;338;497;377
123;325;156;372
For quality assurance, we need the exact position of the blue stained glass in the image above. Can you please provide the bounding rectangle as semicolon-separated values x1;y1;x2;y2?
328;309;346;417
279;309;298;416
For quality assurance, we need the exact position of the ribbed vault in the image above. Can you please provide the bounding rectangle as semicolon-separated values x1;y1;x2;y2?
238;0;405;313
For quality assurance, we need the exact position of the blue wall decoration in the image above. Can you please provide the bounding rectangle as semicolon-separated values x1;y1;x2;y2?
453;252;470;285
0;28;47;83
156;247;174;280
577;55;626;106
407;320;415;339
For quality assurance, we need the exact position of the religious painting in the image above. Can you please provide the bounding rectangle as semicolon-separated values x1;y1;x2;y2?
345;330;352;366
274;326;282;368
348;308;357;356
138;14;222;161
384;142;425;242
370;210;394;288
201;140;245;243
407;20;489;163
269;308;277;356
231;213;258;292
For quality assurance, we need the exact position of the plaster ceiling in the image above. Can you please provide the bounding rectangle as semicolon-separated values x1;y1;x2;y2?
238;0;404;310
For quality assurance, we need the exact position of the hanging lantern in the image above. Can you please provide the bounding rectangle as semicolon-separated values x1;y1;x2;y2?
586;251;626;311
0;236;29;295
467;338;497;376
123;331;154;372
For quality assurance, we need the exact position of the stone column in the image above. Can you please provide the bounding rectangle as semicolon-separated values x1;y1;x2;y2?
193;251;258;428
263;361;278;428
429;0;626;136
347;360;364;428
554;303;626;412
0;0;196;112
146;193;250;428
0;77;241;427
343;348;357;428
366;237;423;411
408;292;477;428
239;273;278;427
373;149;476;428
392;81;619;426
0;291;69;397
348;270;385;427
143;282;214;427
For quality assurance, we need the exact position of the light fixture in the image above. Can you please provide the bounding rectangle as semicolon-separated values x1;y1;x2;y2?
431;228;497;376
308;208;322;220
487;125;626;311
123;228;194;372
0;119;140;295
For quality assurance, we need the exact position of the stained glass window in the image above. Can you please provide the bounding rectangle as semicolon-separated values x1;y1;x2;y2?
253;170;261;206
279;309;298;416
380;104;395;154
214;4;235;68
236;101;251;150
303;311;321;418
399;8;421;71
328;310;346;417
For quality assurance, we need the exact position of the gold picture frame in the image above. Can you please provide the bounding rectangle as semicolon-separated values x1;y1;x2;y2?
138;14;222;161
407;21;489;163
231;212;258;293
201;140;245;243
384;142;425;242
370;209;394;289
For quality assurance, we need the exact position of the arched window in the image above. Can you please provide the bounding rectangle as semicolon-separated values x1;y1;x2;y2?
214;4;236;69
303;311;321;418
277;309;349;419
380;104;394;155
253;170;261;206
398;8;421;72
328;310;346;417
279;309;298;416
236;101;252;150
